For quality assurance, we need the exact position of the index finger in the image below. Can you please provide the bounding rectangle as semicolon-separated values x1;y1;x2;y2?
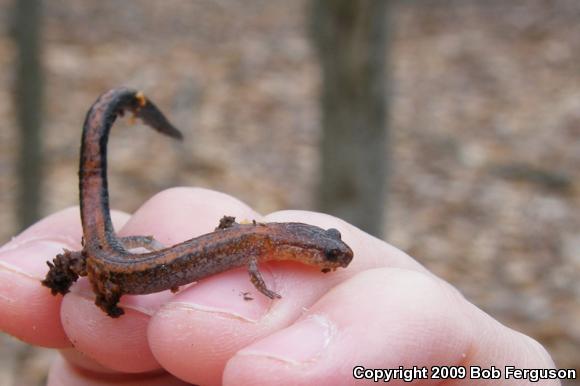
0;207;130;347
148;207;425;384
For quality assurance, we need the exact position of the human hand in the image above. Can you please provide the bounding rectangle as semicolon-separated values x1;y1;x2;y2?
0;188;558;385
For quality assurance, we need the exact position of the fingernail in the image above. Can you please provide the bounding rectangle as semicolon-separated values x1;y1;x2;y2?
168;268;277;322
0;239;76;279
236;315;335;364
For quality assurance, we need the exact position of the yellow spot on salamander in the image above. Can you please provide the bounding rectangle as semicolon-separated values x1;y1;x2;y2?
135;91;147;108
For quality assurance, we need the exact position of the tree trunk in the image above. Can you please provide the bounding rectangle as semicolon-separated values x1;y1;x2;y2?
310;0;391;237
14;0;44;230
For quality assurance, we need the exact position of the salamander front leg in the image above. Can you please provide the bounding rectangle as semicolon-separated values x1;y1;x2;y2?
247;256;281;299
216;216;237;230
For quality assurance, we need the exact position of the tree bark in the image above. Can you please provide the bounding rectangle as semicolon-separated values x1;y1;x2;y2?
14;0;44;230
310;0;391;237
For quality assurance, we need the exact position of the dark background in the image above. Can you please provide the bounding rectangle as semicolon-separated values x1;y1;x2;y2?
0;1;578;384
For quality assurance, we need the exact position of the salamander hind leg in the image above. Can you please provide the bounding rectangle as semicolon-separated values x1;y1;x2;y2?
119;235;165;252
42;250;86;295
247;256;281;299
93;279;125;318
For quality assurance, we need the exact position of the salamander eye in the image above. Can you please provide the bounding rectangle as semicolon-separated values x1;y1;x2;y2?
324;248;340;261
325;228;342;240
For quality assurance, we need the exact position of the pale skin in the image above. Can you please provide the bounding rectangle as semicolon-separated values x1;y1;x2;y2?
0;188;558;385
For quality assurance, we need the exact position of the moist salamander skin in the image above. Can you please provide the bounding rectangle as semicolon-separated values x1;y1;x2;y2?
42;88;354;318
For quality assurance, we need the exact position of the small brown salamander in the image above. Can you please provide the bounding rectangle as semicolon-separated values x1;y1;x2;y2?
42;88;353;317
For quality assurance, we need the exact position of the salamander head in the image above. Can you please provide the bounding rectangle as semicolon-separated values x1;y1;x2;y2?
269;223;354;272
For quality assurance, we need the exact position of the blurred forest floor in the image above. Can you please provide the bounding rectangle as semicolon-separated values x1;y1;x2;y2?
0;1;578;385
